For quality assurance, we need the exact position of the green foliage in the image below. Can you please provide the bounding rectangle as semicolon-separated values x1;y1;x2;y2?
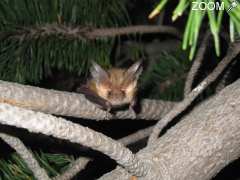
151;0;240;59
140;50;190;101
0;151;75;180
0;0;129;83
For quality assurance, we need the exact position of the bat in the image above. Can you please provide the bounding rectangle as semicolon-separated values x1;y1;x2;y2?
78;61;142;114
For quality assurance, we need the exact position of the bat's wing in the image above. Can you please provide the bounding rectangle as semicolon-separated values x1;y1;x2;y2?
77;85;111;111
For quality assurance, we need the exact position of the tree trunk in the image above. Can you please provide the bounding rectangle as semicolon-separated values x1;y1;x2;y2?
100;79;240;180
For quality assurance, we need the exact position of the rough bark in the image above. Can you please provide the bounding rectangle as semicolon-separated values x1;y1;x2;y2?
0;103;150;177
0;80;174;120
99;78;240;180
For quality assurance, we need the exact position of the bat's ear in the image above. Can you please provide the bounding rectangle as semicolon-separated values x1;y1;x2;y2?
90;61;109;82
126;61;142;79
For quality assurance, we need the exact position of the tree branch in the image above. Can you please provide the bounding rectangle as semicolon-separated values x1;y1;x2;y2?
119;126;153;146
99;78;240;180
0;133;50;180
0;80;175;120
148;40;240;145
53;157;91;180
184;32;210;97
0;103;152;178
52;126;154;180
215;59;238;93
53;126;153;180
1;24;182;41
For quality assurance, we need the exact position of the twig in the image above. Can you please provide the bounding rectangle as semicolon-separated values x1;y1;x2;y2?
184;32;211;97
53;157;91;180
1;24;182;41
215;59;238;93
87;25;182;39
148;40;240;145
119;126;153;146
0;133;50;180
0;80;175;120
0;103;151;178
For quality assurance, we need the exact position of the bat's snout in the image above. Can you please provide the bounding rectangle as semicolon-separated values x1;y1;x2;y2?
107;90;128;106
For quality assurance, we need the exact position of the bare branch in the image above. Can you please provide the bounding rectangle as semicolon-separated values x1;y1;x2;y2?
0;80;175;120
0;103;152;178
55;126;154;180
99;78;240;180
1;24;182;41
148;40;240;145
53;157;91;180
54;130;155;180
215;59;238;93
119;126;153;146
184;32;211;97
87;25;182;39
0;133;50;180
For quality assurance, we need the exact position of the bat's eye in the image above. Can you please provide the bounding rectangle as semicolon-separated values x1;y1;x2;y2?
120;90;126;95
107;90;112;97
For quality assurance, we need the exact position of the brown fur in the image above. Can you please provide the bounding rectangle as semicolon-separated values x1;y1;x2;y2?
87;68;138;107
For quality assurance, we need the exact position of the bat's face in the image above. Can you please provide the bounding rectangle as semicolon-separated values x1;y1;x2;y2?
90;61;142;107
96;76;137;106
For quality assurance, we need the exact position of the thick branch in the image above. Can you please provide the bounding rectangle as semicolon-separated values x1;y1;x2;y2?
53;127;153;180
2;24;182;41
99;77;240;180
148;40;240;144
0;103;151;177
0;80;175;120
53;126;153;180
0;133;50;180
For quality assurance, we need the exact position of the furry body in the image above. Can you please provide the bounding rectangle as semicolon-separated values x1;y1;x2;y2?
79;61;142;111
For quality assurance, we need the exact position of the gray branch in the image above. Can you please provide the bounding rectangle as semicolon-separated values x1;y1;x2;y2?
99;77;240;180
2;24;182;40
0;103;151;178
119;126;153;146
53;157;91;180
52;126;153;180
0;49;239;180
215;59;238;93
184;32;210;97
148;40;240;144
0;133;50;180
0;80;174;120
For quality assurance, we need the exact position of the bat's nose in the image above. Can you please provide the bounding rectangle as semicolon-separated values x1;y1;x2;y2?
108;91;125;105
109;90;124;98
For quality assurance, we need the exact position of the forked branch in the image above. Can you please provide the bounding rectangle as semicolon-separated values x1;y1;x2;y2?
0;103;151;178
99;78;240;180
148;40;240;145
